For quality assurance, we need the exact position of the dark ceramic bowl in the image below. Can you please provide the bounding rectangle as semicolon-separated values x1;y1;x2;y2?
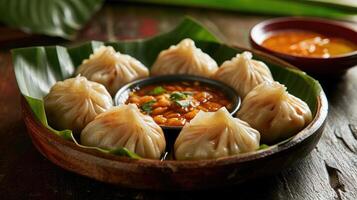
250;17;357;76
114;75;241;132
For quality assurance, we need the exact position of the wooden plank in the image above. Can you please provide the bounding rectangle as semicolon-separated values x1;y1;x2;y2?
318;67;357;200
0;3;357;199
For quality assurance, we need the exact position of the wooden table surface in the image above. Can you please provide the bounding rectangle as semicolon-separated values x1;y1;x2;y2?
0;3;356;200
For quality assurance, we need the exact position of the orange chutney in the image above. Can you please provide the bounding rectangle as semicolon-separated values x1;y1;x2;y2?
262;31;357;58
125;81;232;127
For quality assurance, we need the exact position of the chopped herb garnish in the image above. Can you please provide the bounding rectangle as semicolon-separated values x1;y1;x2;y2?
141;100;156;114
182;91;194;96
175;99;191;108
149;86;166;95
170;92;188;101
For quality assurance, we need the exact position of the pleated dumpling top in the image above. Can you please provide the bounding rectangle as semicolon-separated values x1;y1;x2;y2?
76;46;149;95
213;51;273;98
237;81;312;144
174;107;260;160
44;76;113;134
81;104;166;159
151;38;218;77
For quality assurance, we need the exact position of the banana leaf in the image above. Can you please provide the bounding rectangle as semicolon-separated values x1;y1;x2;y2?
127;0;357;22
0;0;104;39
303;0;357;10
12;17;321;159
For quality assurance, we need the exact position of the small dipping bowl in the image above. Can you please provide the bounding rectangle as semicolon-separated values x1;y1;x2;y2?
115;75;241;149
114;75;241;133
250;17;357;76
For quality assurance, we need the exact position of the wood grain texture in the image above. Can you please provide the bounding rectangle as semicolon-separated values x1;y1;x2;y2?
0;2;357;199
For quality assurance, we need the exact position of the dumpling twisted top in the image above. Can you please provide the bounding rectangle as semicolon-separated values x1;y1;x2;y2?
76;46;149;95
81;104;166;159
213;51;273;98
174;107;260;160
44;76;113;134
237;81;312;144
151;38;218;77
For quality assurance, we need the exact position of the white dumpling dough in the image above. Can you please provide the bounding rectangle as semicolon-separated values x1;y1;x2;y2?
44;76;113;134
76;46;149;95
237;81;312;144
151;38;218;77
174;107;260;160
213;51;273;98
81;104;166;159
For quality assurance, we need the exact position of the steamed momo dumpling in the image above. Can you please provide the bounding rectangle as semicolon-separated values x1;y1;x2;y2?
174;107;260;160
81;104;166;159
44;76;113;134
151;38;218;77
76;46;149;95
237;81;312;144
213;51;273;98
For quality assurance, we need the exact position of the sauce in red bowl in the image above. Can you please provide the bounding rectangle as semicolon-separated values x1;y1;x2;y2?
261;30;357;58
250;17;357;76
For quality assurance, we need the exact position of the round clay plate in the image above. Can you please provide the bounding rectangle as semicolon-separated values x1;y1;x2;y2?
21;46;328;190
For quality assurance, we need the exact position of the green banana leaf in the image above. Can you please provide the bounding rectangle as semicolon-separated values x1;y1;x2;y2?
128;0;357;22
303;0;357;10
12;17;321;159
0;0;104;39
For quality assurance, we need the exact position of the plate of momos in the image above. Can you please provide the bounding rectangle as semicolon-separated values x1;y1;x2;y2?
13;18;328;190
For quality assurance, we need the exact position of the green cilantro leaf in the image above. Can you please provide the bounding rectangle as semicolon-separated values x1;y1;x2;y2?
149;86;166;95
141;100;156;114
175;99;191;108
170;92;188;101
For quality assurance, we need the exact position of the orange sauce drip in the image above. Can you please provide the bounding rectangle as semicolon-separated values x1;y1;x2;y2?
262;31;357;58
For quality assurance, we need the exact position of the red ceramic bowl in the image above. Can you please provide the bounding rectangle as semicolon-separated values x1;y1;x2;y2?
250;17;357;76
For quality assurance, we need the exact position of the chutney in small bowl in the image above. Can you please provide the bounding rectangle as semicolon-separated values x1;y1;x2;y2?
250;17;357;76
115;75;241;131
114;75;241;148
